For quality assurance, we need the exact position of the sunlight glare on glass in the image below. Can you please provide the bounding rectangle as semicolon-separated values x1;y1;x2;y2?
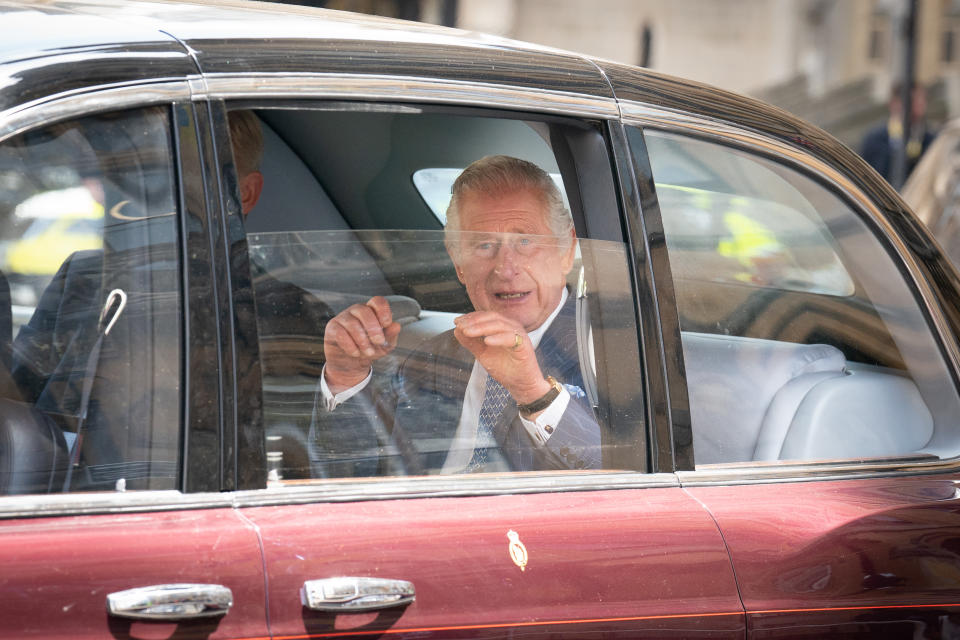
412;168;566;225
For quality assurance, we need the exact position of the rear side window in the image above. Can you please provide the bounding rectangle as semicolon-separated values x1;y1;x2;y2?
634;127;960;467
0;106;181;493
228;105;646;483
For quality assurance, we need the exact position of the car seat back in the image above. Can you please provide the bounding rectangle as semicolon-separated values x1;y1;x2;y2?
0;268;70;494
681;331;846;464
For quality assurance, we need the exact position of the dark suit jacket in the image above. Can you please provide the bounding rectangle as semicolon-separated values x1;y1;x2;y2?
309;295;601;477
11;248;331;490
860;121;935;183
9;248;182;489
13;250;331;405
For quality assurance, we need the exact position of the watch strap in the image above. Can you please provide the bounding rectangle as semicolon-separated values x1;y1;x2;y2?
517;376;562;416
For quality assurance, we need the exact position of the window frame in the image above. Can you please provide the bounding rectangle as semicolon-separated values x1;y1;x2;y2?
622;102;960;484
208;87;671;499
0;82;227;516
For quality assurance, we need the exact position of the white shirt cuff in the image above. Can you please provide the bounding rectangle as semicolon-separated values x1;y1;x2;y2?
319;364;372;410
519;387;570;445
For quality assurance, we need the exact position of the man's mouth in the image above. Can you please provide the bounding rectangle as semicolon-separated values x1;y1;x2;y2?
495;291;529;301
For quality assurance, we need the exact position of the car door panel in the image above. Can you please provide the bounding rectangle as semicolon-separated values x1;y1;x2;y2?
246;487;745;639
688;475;960;638
0;507;268;639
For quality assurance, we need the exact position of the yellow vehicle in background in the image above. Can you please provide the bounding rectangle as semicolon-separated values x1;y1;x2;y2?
3;185;103;277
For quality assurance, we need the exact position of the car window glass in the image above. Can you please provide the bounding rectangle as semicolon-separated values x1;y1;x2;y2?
635;127;960;467
903;124;960;266
412;167;568;224
0;106;181;494
230;107;645;483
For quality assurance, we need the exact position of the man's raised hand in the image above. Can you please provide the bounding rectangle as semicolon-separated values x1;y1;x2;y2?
323;296;401;393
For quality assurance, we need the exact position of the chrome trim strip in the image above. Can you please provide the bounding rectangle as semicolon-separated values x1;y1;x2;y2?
201;73;620;119
0;472;677;519
233;472;679;508
622;100;960;478
0;491;225;520
678;456;960;486
0;80;194;142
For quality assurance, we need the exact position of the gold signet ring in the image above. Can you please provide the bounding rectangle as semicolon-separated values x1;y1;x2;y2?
512;333;523;351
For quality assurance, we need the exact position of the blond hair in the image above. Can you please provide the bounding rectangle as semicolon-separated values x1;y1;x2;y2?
227;110;263;178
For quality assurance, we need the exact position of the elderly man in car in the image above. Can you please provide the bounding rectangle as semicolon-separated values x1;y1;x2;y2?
310;155;600;477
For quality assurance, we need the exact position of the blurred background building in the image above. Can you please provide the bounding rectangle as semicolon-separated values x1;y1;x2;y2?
275;0;958;178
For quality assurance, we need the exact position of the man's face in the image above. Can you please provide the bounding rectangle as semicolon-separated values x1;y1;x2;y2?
451;187;576;331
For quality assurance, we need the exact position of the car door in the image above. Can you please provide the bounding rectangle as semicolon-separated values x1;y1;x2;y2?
0;95;269;638
626;110;960;638
212;84;746;638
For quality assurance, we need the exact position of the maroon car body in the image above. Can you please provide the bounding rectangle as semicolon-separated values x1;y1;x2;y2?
0;2;959;639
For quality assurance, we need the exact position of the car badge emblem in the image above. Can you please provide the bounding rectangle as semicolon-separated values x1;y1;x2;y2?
507;529;528;572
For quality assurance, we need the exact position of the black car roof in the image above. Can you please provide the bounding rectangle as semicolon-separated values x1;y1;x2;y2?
0;0;823;139
0;0;898;217
0;0;614;98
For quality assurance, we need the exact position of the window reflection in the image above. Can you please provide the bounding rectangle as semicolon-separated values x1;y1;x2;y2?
640;127;960;467
248;229;643;481
0;106;181;494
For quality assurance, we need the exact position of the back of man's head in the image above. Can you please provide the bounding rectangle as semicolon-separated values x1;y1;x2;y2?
228;110;263;179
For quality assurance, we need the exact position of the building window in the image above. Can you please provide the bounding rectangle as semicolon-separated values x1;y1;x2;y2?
868;15;888;62
943;21;960;65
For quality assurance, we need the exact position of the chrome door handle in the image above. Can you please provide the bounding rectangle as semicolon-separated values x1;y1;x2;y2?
106;584;233;620
301;577;415;612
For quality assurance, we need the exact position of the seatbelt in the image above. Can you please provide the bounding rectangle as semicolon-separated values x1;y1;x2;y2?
574;267;599;409
62;288;127;492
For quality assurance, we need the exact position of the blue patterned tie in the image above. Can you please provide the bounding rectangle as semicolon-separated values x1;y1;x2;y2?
467;374;511;471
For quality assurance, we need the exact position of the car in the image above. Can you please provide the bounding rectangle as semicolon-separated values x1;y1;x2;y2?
2;1;960;638
902;118;960;266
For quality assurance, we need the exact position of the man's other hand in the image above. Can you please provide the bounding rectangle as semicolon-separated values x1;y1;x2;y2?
454;310;552;405
323;296;401;393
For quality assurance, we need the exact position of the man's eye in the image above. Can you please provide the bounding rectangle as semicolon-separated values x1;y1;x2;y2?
515;236;538;253
477;242;494;251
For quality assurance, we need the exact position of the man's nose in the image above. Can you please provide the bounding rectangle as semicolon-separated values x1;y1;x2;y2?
493;243;521;277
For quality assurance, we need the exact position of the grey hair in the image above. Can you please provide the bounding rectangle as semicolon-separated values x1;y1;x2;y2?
444;155;574;256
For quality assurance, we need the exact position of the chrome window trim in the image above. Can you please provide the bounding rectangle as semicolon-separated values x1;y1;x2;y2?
677;457;960;486
199;72;620;119
0;80;194;142
0;473;678;519
622;100;960;479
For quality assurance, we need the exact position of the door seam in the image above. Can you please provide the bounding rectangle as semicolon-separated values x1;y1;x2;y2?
235;508;273;639
683;485;748;638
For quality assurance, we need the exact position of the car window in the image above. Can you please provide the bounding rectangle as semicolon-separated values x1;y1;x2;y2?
635;127;960;467
0;106;181;493
902;123;960;266
412;167;568;224
229;106;645;482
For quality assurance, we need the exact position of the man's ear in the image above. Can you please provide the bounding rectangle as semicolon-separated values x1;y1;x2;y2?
451;258;466;285
239;170;264;217
445;240;467;285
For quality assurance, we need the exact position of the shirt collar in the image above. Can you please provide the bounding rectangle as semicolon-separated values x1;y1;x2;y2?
527;287;568;349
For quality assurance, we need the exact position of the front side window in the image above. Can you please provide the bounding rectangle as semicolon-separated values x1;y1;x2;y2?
228;106;645;482
0;106;181;493
634;127;960;467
